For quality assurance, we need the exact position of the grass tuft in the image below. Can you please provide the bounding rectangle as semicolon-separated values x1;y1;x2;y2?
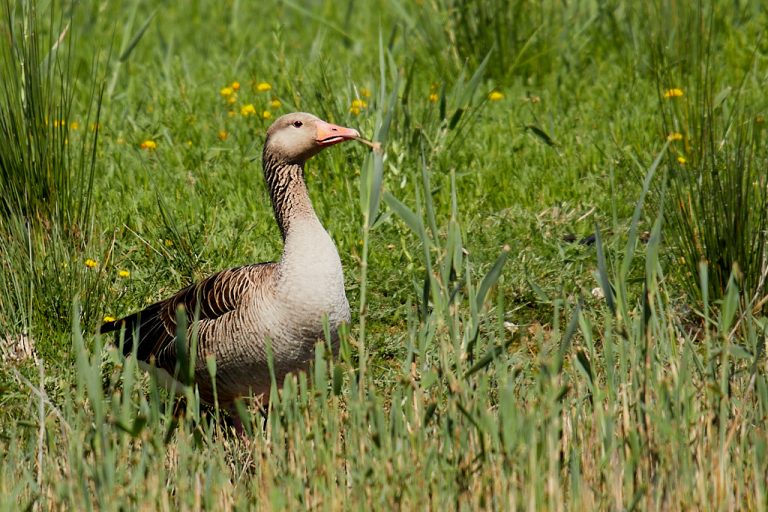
650;2;768;307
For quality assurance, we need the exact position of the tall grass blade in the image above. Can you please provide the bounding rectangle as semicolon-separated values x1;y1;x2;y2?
557;299;582;373
474;246;510;312
118;9;157;62
594;223;616;315
383;191;428;244
622;142;669;278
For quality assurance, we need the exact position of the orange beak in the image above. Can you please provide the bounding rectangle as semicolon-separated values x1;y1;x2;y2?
315;120;360;147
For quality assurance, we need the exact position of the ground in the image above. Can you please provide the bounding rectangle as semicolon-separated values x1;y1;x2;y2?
1;1;767;509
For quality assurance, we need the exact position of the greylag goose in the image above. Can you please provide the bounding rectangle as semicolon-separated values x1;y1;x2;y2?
101;112;360;409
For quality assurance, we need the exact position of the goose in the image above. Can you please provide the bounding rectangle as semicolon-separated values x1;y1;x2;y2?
101;112;360;411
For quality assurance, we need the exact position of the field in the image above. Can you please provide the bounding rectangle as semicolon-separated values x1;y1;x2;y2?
1;0;768;509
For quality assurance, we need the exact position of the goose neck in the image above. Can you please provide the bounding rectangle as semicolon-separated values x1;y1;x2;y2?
263;159;318;239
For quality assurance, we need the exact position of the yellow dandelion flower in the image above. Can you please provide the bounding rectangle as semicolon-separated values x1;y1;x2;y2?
70;121;79;131
84;258;98;269
103;315;116;323
220;86;234;97
227;95;237;105
663;88;684;98
677;155;687;164
429;93;439;103
218;130;229;141
360;87;372;98
231;81;240;91
270;99;282;109
488;91;504;101
118;269;130;278
349;98;367;115
667;132;683;141
164;239;174;247
256;82;272;92
262;111;272;120
241;104;256;116
140;140;157;150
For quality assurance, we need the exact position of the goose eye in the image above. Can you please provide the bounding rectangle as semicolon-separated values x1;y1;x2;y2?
292;120;303;128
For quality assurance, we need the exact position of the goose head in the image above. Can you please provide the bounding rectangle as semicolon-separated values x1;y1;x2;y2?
264;112;360;165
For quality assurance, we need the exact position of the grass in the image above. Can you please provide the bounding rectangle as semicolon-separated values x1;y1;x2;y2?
648;1;768;305
1;0;767;509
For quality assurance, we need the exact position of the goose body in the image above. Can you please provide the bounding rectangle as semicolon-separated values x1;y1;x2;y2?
102;112;360;407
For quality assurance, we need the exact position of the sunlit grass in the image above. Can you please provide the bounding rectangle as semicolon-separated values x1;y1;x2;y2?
1;0;767;509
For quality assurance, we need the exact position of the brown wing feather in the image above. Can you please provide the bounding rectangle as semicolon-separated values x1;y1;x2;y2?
101;263;277;373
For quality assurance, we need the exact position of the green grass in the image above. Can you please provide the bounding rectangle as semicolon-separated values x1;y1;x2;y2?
1;0;767;509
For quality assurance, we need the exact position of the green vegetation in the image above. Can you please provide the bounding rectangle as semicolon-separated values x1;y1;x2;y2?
1;0;767;509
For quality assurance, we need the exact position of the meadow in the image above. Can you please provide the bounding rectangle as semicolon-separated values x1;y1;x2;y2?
1;0;767;509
